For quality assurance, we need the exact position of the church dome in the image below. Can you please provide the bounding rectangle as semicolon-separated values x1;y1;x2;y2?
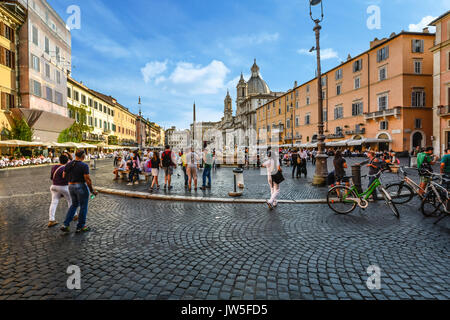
247;59;270;95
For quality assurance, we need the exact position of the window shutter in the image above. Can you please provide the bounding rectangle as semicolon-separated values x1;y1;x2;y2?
412;39;415;52
0;22;4;37
386;46;389;59
11;28;14;43
11;51;15;69
1;92;6;110
422;92;426;107
412;92;416;107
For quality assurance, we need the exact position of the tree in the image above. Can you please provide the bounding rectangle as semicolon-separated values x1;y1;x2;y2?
3;118;33;141
58;103;92;143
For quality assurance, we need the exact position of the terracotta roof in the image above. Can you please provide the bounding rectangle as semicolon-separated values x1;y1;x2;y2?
429;10;450;26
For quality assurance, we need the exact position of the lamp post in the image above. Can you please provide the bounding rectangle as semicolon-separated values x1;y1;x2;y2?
309;0;328;186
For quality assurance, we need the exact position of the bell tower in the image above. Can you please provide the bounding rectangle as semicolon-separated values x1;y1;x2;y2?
224;90;232;121
236;72;247;113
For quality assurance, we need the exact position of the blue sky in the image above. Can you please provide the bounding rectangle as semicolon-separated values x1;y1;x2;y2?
47;0;449;130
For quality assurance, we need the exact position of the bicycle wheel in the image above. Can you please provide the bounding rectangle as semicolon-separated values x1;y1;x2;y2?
421;192;442;217
384;182;414;204
327;186;358;215
380;187;400;219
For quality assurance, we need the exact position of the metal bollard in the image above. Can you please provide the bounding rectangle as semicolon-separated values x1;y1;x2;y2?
229;168;243;197
351;164;362;194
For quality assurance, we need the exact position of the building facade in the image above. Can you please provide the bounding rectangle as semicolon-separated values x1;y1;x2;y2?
430;11;450;156
0;0;26;137
216;60;283;147
165;126;190;151
257;30;435;153
15;0;73;142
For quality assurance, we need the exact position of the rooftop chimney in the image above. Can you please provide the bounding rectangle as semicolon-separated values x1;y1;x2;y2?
294;80;298;88
347;54;352;61
423;27;429;33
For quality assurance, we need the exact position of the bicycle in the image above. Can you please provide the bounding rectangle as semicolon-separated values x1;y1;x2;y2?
420;170;449;223
384;166;426;204
327;169;400;219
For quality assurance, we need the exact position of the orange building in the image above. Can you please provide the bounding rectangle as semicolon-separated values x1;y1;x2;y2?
257;30;436;153
430;11;450;156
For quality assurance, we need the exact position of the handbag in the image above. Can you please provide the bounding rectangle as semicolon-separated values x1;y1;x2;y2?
271;170;285;184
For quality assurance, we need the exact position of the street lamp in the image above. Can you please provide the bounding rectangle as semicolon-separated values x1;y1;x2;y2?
309;0;328;186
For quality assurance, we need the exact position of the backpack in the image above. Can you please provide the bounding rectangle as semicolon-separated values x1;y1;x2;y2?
296;155;301;165
162;151;173;167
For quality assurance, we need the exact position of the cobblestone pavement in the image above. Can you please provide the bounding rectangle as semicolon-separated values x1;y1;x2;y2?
0;164;449;300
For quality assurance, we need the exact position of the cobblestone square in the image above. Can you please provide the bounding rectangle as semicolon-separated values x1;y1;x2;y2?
0;159;449;300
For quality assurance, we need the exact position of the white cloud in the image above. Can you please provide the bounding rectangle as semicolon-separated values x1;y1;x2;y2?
141;60;168;83
408;16;437;32
165;60;230;95
297;48;339;60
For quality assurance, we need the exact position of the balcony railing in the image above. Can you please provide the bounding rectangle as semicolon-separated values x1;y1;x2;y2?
326;133;345;139
438;105;450;116
364;107;401;120
345;128;366;135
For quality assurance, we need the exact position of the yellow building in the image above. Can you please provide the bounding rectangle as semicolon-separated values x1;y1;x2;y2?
257;30;435;153
110;98;137;146
0;1;26;136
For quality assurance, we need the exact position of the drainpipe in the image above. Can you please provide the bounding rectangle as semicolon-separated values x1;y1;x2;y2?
15;24;22;108
367;52;370;114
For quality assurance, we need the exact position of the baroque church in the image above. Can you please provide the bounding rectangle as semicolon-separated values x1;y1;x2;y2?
216;59;283;146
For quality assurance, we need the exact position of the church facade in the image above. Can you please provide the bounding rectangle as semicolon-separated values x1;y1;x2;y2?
216;60;283;147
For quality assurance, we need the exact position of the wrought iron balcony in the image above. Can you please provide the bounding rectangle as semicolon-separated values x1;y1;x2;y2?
345;128;366;135
326;133;345;139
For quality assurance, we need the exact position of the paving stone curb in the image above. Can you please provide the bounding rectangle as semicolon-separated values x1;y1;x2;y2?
96;187;328;204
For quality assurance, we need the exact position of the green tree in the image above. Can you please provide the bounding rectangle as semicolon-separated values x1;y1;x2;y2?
58;103;92;143
6;118;33;141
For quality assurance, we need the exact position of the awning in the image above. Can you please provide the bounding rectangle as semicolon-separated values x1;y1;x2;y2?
326;139;351;147
347;138;392;146
0;140;44;147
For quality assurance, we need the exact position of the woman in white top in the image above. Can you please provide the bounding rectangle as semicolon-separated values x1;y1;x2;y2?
262;149;281;210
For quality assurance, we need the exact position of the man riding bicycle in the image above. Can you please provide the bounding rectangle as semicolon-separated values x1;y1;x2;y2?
417;147;438;196
358;151;382;200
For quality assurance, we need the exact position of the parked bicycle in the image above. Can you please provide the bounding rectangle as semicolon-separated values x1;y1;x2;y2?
327;169;400;219
384;166;426;204
420;170;449;224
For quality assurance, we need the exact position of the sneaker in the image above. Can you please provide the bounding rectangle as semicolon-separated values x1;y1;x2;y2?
266;201;274;210
60;226;70;233
73;215;78;222
126;182;133;186
76;226;91;234
168;186;173;190
200;186;206;190
48;221;58;228
164;184;167;189
133;181;139;185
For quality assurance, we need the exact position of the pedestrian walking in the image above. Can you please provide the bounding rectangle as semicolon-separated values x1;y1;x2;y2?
186;147;200;191
262;148;282;210
127;151;141;185
161;145;177;190
291;148;301;178
299;148;308;178
60;150;97;234
48;154;73;228
333;151;349;186
312;149;317;165
149;152;160;192
201;149;213;190
180;151;188;188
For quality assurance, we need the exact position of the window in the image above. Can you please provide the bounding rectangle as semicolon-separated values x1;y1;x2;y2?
80;94;86;105
278;107;281;115
31;54;40;72
378;94;388;111
414;60;422;74
67;87;71;98
4;25;13;41
45;37;50;54
74;91;79;101
322;90;326;99
323;110;328;122
88;98;93;107
296;101;299;109
377;46;389;62
335;127;343;135
412;90;426;107
3;49;14;68
305;113;311;125
55;91;63;106
336;84;342;95
99;104;102;112
295;117;299;127
55;46;60;63
88;117;93;126
56;70;61;84
1;92;15;110
306;97;310;105
94;101;98;109
306;85;310;93
31;80;41;97
45;87;53;102
286;118;290;129
415;118;422;129
32;25;38;46
352;102;363;116
286;104;290;112
380;121;388;130
354;77;361;89
321;75;327;87
353;59;363;72
94;118;97;127
379;66;387;81
45;63;50;78
412;39;424;53
334;105;344;119
335;69;343;80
